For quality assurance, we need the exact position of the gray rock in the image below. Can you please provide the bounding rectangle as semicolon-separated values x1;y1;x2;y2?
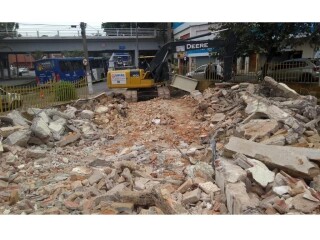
80;110;94;119
5;152;18;164
38;111;50;123
226;182;259;214
63;105;77;119
27;108;42;116
88;170;105;185
26;148;47;159
31;117;51;139
49;121;65;136
182;188;201;205
95;106;109;114
54;173;70;182
0;126;26;138
215;157;247;193
292;193;320;213
261;134;286;146
199;182;220;195
3;130;31;147
184;162;215;182
0;180;9;188
7;110;31;127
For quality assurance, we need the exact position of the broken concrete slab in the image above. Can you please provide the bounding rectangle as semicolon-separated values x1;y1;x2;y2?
134;177;150;191
95;106;109;114
215;157;247;193
236;119;280;140
273;186;291;196
199;182;220;195
176;178;193;194
7;110;31;127
182;188;201;205
224;137;320;179
80;110;94;119
49;121;65;137
225;182;258;214
31;117;51;139
241;93;305;134
184;162;215;182
292;193;320;213
246;160;275;188
88;170;105;185
260;134;286;146
211;113;226;123
70;166;92;181
3;130;31;147
264;76;300;99
26;148;47;159
273;199;290;214
56;131;81;147
152;185;189;214
0;126;26;138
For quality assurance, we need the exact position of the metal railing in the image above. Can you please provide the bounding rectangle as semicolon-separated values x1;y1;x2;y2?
14;28;158;38
178;60;320;83
0;79;88;114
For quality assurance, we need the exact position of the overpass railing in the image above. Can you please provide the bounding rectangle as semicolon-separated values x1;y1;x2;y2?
15;28;159;38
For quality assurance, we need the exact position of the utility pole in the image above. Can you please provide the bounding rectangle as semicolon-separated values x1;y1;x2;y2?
135;22;139;68
80;22;93;94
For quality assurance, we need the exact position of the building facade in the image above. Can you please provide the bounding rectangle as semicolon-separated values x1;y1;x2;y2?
172;22;221;75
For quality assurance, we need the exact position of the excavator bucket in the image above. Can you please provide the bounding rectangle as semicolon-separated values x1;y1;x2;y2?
171;74;199;93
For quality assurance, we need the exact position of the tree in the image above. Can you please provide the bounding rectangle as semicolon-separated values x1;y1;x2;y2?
0;22;19;39
213;23;320;77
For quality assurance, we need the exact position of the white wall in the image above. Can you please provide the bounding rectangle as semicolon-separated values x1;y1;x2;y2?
294;42;317;58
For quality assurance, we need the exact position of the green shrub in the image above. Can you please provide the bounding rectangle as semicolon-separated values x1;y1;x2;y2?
53;81;77;101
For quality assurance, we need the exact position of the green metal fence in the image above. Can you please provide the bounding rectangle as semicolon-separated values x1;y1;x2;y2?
0;79;88;114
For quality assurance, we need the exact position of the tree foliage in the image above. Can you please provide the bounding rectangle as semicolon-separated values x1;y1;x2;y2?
214;23;320;58
0;22;19;39
213;23;320;76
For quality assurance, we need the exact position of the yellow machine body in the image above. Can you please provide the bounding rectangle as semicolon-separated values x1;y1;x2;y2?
107;69;155;89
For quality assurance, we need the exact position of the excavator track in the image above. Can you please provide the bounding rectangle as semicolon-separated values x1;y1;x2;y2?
124;90;138;102
157;86;170;99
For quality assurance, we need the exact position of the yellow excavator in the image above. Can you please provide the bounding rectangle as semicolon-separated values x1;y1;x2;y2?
107;31;235;102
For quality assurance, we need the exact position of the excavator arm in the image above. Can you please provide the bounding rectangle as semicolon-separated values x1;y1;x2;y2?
147;31;236;82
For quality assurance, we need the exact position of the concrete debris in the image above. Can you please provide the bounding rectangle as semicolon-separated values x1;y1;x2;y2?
225;137;320;179
7;110;31;126
0;126;26;138
31;117;52;139
215;157;247;193
225;182;258;214
80;110;94;119
247;163;275;188
3;129;31;147
1;78;320;215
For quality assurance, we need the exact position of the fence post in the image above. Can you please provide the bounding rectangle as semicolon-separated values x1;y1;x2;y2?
37;31;39;38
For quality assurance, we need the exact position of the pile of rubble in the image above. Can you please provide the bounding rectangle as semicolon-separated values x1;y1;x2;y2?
1;77;320;215
190;76;320;214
